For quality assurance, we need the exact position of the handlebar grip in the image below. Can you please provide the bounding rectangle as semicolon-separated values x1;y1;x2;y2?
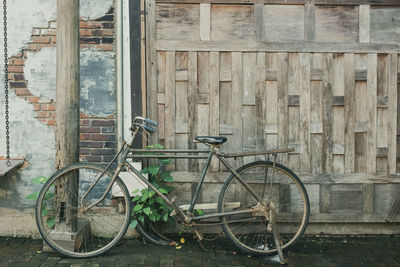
144;118;158;127
143;124;155;133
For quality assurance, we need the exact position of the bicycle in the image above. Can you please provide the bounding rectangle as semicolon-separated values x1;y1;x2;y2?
35;116;310;262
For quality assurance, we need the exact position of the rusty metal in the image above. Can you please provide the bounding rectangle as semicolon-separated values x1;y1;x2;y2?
219;148;295;158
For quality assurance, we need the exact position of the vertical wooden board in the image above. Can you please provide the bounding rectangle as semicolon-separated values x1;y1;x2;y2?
388;53;398;174
333;54;345;96
157;51;166;93
255;52;266;161
187;52;198;171
366;54;377;173
377;109;388;148
231;52;243;168
198;52;210;95
175;82;189;134
209;52;220;172
175;134;188;171
266;52;279;71
288;53;300;95
263;5;304;42
197;104;209;171
299;53;311;174
355;53;368;70
311;79;323;174
305;4;316;42
354;82;367;173
359;5;370;43
254;4;265;41
199;3;210;41
321;53;334;174
157;104;165;141
265;80;278;151
165;51;176;172
176;52;188;71
288;106;300;172
219;82;232;135
344;54;355;174
371;7;400;44
156;3;200;41
146;0;158;142
377;54;388;97
211;5;254;41
243;53;257;105
315;6;359;43
243;106;256;165
277;53;289;166
398;55;400;173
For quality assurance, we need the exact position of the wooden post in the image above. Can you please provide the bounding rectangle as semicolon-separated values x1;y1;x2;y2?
55;0;80;232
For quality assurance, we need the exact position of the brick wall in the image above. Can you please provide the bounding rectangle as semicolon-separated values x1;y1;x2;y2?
7;7;116;164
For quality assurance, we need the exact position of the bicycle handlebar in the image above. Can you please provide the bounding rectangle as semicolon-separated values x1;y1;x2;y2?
131;116;158;134
144;118;158;127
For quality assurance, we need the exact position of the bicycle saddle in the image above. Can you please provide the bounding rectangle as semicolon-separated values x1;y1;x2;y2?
194;136;227;145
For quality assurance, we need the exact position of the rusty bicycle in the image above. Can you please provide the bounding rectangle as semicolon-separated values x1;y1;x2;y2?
35;116;310;261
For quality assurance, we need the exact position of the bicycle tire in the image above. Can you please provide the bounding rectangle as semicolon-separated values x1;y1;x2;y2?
218;161;309;256
35;163;132;258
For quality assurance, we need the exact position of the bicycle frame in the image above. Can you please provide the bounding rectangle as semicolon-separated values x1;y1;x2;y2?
82;119;294;224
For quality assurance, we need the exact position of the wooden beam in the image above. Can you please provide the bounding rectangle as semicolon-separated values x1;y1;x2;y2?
359;5;370;43
155;0;400;5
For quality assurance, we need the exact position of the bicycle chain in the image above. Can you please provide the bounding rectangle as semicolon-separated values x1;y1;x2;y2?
3;0;10;166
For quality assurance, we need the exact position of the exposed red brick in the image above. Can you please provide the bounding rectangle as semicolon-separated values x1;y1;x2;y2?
15;89;32;96
27;43;38;51
80;21;102;29
33;104;41;111
28;97;41;104
80;120;90;126
8;66;24;73
92;44;113;51
7;73;14;80
80;37;101;44
36;111;48;118
14;52;23;58
80;148;91;155
31;29;40;36
80;127;101;133
80;44;90;50
32;36;51;44
39;44;53;50
91;120;115;126
100;29;115;36
10;81;26;88
51;36;57;44
13;74;25;81
92;134;114;141
102;22;114;29
80;133;91;140
47;119;56;126
80;29;91;36
13;59;25;66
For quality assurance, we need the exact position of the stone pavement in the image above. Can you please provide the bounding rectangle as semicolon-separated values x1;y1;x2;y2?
0;235;399;267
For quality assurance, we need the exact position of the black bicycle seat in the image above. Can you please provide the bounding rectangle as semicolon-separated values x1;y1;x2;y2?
194;136;227;145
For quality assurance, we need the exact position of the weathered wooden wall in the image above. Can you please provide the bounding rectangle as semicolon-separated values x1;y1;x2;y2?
146;0;400;175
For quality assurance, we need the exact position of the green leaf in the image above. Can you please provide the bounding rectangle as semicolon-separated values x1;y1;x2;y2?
161;172;173;182
141;168;149;174
133;204;143;212
44;192;54;200
155;197;164;204
129;220;138;229
132;189;139;194
149;213;156;222
196;209;204;215
26;191;39;200
153;144;164;149
132;195;140;202
141;192;149;202
149;198;154;205
163;213;169;222
32;176;49;185
159;187;168;194
148;165;160;175
46;217;55;228
143;207;151;215
138;215;145;223
42;207;49;217
159;159;171;165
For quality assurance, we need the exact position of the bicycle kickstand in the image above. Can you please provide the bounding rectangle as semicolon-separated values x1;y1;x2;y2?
268;203;286;264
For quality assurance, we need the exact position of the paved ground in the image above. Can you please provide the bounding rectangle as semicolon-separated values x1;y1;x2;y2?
0;235;399;267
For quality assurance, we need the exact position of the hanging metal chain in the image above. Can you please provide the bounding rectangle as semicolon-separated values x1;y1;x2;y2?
3;0;10;166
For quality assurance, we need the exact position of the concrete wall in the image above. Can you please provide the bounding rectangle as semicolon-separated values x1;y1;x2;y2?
0;0;115;237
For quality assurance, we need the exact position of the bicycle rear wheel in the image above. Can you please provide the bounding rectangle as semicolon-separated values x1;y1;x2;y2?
218;161;309;256
35;163;132;258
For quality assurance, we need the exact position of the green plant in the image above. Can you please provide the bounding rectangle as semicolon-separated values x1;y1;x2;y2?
130;144;174;229
26;176;55;228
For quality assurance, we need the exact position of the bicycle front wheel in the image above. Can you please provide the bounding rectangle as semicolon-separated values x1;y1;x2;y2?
218;161;309;256
35;163;132;258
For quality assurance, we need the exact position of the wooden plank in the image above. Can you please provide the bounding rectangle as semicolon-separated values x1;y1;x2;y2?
366;54;377;173
344;54;355;174
288;53;300;172
363;183;374;213
232;52;243;168
243;106;257;165
359;5;370;43
199;3;210;41
321;53;334;174
165;51;176;171
371;7;400;44
157;104;165;140
355;78;367;172
175;82;189;134
299;53;311;173
146;0;158;142
388;53;398;174
315;6;359;43
156;3;200;41
263;5;304;42
320;184;331;213
305;4;316;41
188;52;198;171
311;75;323;174
254;4;265;41
277;53;289;166
243;53;256;105
157;40;400;53
198;52;210;94
175;134;189;171
386;188;400;222
209;52;220;172
377;54;388;173
210;5;253;41
197;104;210;170
265;54;278;151
157;51;166;92
255;52;266;161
